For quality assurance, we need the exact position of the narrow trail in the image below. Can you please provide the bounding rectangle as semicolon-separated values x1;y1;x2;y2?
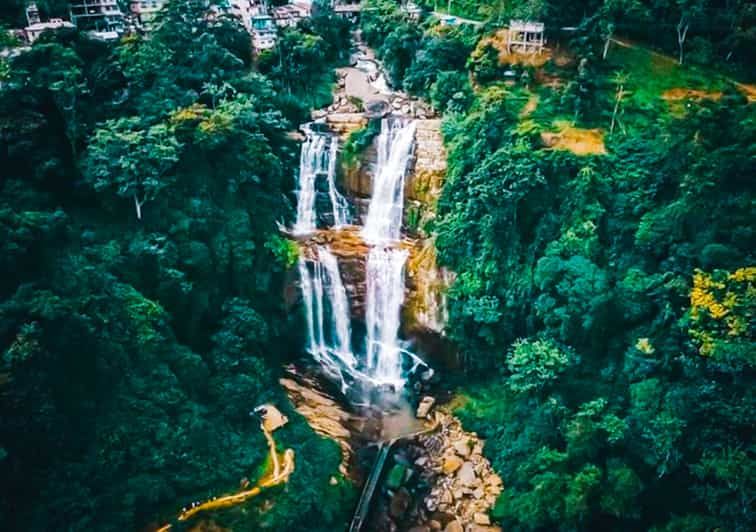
155;424;294;532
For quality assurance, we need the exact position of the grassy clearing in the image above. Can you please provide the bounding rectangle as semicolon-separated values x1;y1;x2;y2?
605;43;729;108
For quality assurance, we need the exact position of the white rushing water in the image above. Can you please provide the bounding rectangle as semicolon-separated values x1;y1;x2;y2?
361;118;418;389
365;246;409;388
298;246;357;391
326;135;350;227
363;119;417;243
293;125;349;234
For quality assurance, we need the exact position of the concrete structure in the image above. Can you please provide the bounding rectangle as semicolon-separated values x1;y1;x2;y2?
69;0;124;35
129;0;166;28
332;0;360;20
226;0;267;34
507;19;545;54
292;0;314;16
26;2;41;25
22;3;74;44
271;4;307;28
251;15;276;51
24;18;75;43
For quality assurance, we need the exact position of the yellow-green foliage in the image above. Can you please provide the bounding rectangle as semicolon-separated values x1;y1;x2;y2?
688;267;755;362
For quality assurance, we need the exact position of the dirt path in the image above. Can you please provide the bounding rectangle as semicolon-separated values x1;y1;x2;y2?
156;425;295;531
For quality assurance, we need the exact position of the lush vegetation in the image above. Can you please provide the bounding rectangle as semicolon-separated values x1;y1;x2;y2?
416;0;755;80
364;1;754;530
0;2;354;531
2;0;753;530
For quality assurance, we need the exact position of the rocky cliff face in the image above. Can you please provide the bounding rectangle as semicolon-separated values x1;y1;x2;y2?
298;227;370;319
404;119;452;337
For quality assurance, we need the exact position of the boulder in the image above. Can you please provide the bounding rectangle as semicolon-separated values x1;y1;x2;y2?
474;513;491;525
442;454;463;474
416;396;435;418
452;438;471;458
429;520;442;530
444;520;463;532
457;462;477;487
408;527;430;532
390;487;411;519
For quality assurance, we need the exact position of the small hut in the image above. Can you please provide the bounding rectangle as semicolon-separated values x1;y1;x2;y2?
507;20;545;55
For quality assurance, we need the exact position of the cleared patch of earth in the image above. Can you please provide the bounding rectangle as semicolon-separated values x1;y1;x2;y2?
519;93;539;117
662;88;723;101
541;121;606;156
481;29;552;67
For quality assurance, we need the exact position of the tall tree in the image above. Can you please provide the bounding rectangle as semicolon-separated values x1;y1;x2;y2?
84;117;181;220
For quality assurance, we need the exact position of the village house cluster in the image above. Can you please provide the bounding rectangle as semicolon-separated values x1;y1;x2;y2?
4;0;362;52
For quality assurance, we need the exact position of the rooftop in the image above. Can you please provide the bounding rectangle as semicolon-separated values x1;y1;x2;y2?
509;20;544;33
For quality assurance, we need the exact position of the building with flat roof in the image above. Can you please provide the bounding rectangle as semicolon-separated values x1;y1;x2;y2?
24;18;75;43
69;0;124;35
271;4;307;28
21;3;74;44
129;0;166;28
251;15;276;51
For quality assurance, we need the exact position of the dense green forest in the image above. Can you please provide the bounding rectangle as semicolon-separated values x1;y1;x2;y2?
363;1;753;530
0;2;355;530
1;0;753;531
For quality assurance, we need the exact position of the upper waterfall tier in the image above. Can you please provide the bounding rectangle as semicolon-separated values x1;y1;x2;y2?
362;119;417;243
294;124;349;235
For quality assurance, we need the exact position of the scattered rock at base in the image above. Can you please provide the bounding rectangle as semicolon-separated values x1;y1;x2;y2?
457;462;477;487
473;512;491;525
389;487;412;519
416;396;436;418
444;521;463;532
452;438;471;458
442;454;464;474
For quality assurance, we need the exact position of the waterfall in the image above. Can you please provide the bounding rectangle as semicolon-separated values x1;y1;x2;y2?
294;125;349;234
326;135;350;227
296;116;424;393
362;119;417;243
361;118;418;389
298;246;357;391
365;246;409;388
